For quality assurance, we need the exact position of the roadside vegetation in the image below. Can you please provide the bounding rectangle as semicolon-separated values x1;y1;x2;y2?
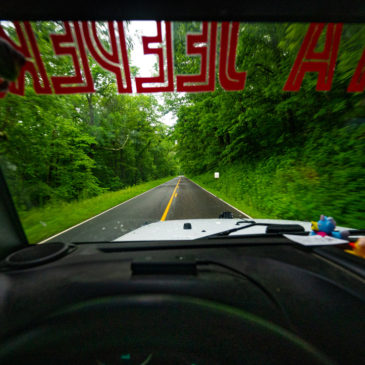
19;176;173;243
0;22;178;209
191;148;364;228
171;22;365;229
0;22;179;243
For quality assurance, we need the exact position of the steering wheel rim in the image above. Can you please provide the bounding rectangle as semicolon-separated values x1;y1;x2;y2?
0;295;334;365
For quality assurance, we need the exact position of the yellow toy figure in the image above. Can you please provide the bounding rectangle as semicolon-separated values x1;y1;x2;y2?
348;237;365;259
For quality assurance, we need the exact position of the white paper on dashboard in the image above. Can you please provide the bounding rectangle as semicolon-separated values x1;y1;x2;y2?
284;234;348;246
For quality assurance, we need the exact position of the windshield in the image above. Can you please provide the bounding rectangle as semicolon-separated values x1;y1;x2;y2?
0;21;364;248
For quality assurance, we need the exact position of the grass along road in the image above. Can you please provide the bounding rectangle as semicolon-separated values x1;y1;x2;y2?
19;176;175;244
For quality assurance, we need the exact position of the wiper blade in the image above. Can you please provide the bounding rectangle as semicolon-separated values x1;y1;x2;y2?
200;222;306;239
348;229;365;235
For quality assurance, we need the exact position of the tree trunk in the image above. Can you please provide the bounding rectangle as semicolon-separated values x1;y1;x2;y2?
86;93;94;126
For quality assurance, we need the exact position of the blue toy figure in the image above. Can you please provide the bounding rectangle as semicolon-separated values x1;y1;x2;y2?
311;215;349;239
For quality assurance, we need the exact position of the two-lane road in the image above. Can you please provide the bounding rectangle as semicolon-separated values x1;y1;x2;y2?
46;176;249;243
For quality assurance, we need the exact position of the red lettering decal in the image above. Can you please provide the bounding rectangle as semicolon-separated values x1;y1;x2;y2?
219;22;246;91
347;48;365;92
50;22;94;94
283;23;343;92
82;21;132;93
0;21;51;98
135;21;174;93
176;22;218;92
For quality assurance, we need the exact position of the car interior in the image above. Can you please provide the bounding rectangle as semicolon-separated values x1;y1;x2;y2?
0;1;364;364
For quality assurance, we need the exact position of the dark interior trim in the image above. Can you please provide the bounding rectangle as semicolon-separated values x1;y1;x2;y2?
0;0;365;22
0;168;28;254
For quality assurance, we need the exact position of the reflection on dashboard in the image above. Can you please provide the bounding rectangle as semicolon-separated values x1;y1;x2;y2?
95;351;209;365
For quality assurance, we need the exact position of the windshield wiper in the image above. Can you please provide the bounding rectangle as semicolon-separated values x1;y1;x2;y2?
200;222;306;239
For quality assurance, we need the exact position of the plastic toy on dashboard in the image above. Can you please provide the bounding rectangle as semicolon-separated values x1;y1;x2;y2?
346;237;365;259
310;215;349;239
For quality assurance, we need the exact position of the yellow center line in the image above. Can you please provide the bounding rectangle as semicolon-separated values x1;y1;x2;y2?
161;177;181;221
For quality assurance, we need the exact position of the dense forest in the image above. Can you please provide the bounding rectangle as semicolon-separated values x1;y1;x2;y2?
0;21;364;229
169;22;365;227
0;22;178;211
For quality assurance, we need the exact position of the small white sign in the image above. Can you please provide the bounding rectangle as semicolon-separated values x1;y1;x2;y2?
214;172;219;179
284;234;348;246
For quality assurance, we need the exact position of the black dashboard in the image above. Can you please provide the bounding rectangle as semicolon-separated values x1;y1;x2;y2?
0;239;364;364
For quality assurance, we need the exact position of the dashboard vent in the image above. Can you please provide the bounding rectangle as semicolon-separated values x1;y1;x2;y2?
5;242;72;268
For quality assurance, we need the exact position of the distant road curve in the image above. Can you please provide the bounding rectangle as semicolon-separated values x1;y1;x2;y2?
44;176;250;243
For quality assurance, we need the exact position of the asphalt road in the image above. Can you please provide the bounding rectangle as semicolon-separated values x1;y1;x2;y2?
46;176;249;243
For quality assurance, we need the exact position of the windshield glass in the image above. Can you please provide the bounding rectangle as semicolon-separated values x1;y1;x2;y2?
0;21;364;248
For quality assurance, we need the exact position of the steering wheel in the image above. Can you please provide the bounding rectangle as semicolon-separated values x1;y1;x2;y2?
0;295;333;364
